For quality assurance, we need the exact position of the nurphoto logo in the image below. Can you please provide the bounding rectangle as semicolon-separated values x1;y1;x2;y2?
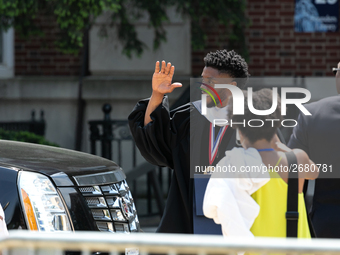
200;85;312;128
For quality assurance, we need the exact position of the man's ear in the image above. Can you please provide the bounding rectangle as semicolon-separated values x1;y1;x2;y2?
236;129;242;146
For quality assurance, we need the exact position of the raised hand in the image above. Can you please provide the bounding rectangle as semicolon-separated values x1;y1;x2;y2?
144;61;182;125
152;60;182;95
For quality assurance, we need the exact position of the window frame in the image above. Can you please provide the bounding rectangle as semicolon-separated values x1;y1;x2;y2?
0;28;14;78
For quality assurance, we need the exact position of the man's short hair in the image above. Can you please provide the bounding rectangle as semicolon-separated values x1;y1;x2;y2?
204;49;250;88
227;88;282;143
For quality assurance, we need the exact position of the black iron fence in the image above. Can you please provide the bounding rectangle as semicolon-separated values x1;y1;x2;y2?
89;104;167;220
0;110;46;136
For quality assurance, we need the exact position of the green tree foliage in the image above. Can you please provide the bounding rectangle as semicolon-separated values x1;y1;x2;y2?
175;0;249;59
0;129;59;147
0;0;248;58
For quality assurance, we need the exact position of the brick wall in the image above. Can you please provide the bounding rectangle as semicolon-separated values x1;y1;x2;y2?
15;15;82;76
191;20;230;77
192;0;340;77
14;2;340;77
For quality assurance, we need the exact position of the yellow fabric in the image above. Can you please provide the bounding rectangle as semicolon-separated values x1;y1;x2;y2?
250;167;311;238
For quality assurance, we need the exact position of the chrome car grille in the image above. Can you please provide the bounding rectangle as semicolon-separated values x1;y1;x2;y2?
78;180;139;233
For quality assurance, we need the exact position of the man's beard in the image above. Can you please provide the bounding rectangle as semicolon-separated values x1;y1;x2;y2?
207;95;226;108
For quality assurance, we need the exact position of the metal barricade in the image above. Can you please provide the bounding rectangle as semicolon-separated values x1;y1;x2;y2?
2;231;340;255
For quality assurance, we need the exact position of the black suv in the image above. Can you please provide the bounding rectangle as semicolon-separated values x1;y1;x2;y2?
0;140;140;233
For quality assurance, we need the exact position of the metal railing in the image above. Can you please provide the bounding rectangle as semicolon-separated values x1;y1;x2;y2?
2;231;340;255
0;110;46;136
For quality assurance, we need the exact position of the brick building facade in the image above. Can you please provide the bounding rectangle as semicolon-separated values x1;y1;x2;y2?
192;0;340;76
193;0;340;77
246;0;339;77
14;16;82;76
13;1;340;77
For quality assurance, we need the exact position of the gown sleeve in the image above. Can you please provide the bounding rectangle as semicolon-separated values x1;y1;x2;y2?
128;96;190;169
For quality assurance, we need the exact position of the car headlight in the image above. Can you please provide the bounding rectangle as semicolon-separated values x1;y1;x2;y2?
18;171;72;232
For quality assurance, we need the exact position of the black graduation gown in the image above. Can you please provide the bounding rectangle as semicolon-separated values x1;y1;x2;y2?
128;96;236;234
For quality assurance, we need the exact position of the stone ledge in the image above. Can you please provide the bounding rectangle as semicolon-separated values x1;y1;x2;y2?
0;76;336;102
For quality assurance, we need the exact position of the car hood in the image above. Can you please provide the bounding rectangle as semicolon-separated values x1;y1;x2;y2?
0;140;124;186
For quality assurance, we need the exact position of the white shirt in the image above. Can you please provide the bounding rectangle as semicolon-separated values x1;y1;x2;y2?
203;147;270;237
